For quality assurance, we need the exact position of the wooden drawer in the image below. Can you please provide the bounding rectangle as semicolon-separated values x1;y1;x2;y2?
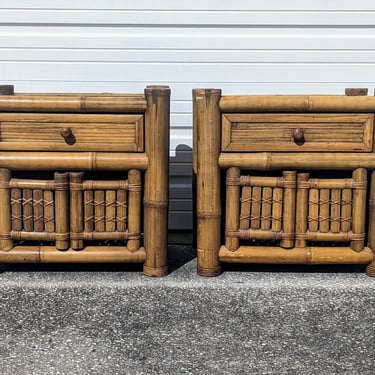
222;113;374;152
0;113;144;152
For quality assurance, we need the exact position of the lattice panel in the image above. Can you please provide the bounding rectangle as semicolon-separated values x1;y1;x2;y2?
295;169;367;251
225;168;296;250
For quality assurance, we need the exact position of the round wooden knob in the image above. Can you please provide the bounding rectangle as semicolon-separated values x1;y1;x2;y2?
293;128;305;142
60;127;73;139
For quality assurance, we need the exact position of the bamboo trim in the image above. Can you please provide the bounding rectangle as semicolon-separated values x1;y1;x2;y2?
9;179;57;190
70;231;140;241
219;245;374;265
0;169;13;250
319;189;330;233
116;188;127;232
70;172;84;250
54;172;69;250
0;246;146;263
225;167;240;251
219;95;375;113
0;94;147;113
44;190;55;233
194;88;222;276
219;152;375;170
0;152;149;171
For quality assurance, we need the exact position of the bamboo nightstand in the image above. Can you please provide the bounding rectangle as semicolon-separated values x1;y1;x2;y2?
193;88;375;276
0;85;170;276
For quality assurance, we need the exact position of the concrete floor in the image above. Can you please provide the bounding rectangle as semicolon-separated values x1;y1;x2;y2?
0;245;374;375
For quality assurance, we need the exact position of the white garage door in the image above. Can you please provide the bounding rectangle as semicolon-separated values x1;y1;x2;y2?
1;1;375;230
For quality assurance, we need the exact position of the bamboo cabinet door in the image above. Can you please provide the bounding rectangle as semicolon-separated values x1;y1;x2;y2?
0;169;143;253
224;168;367;253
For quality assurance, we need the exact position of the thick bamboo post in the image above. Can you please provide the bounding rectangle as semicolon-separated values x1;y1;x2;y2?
70;172;84;250
295;173;309;248
194;88;222;276
54;172;69;250
143;86;170;277
280;171;296;249
127;169;142;252
366;171;375;276
350;168;367;251
0;169;13;250
225;167;240;251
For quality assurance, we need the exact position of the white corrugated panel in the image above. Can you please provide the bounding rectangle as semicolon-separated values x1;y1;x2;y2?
1;1;375;230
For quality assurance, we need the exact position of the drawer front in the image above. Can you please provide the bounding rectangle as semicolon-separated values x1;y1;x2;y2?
0;113;144;152
222;113;374;152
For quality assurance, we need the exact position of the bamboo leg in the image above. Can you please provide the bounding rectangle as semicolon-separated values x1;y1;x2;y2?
280;171;296;249
366;171;375;276
127;169;141;252
225;167;240;251
194;88;222;276
143;86;170;276
351;168;367;251
70;172;84;250
54;172;69;250
295;173;309;248
0;169;13;250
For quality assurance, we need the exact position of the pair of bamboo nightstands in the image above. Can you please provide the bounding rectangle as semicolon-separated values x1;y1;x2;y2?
0;85;374;277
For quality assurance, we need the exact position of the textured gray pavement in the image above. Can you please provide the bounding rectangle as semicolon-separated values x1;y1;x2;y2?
0;245;374;375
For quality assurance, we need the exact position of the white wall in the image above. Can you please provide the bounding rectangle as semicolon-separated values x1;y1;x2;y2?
1;1;375;230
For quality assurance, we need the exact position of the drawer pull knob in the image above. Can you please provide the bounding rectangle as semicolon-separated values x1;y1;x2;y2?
293;128;305;142
60;127;75;145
